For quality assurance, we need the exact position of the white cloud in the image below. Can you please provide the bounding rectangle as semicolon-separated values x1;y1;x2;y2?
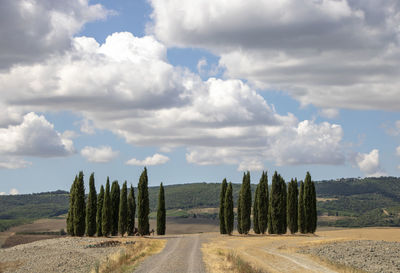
79;119;96;135
0;157;31;169
0;32;345;169
396;146;400;156
354;149;386;177
126;153;170;166
319;108;339;119
81;146;119;163
149;0;400;111
0;0;110;69
0;192;5;195
0;112;75;157
9;188;19;195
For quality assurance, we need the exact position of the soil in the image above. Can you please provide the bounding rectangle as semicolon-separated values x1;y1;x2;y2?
302;240;400;273
0;237;132;273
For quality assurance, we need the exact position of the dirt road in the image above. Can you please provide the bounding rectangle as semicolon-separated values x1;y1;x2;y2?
134;234;205;273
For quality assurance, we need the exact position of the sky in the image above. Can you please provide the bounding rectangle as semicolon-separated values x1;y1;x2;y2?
1;0;400;194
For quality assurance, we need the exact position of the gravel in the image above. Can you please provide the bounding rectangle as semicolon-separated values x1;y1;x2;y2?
134;234;205;273
301;240;400;273
0;237;127;273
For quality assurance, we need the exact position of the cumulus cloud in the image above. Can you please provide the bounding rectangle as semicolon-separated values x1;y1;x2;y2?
149;0;400;111
0;112;75;157
81;146;118;163
0;0;110;69
0;157;31;169
319;108;340;119
354;149;386;177
0;32;345;169
126;153;170;166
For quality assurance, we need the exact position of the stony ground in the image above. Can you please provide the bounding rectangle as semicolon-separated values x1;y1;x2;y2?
0;237;128;273
301;240;400;273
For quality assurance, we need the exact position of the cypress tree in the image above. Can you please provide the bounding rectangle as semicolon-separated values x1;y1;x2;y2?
270;171;280;234
310;180;317;233
67;176;77;236
96;185;104;236
224;182;234;235
219;178;228;234
102;177;111;236
304;172;313;233
280;175;287;234
138;167;150;235
73;171;86;237
258;171;268;234
267;200;273;234
287;178;298;234
111;181;120;236
157;183;166;235
127;185;136;236
118;181;128;236
237;188;242;234
298;181;306;234
253;184;260;234
241;171;251;234
86;173;97;236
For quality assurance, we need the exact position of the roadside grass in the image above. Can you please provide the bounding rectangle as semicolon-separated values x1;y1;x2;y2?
91;238;166;273
226;251;266;273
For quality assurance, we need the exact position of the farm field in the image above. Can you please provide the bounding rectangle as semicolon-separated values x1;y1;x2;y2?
202;227;400;273
0;217;219;248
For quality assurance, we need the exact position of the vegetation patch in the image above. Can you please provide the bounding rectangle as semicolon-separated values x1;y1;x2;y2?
91;239;165;273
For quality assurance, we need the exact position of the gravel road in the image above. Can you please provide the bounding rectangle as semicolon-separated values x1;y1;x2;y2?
134;234;205;273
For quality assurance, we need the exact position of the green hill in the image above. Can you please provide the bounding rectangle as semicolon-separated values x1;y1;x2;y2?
2;176;400;231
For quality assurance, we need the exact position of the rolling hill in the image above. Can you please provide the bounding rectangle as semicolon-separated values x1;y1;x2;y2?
2;176;400;231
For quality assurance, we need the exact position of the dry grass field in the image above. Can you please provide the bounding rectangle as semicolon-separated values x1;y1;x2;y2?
202;228;400;273
0;218;66;248
0;217;218;248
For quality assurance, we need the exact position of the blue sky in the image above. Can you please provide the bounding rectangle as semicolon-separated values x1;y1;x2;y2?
0;0;400;194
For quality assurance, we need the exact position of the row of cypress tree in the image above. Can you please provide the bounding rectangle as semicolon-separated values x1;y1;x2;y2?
66;167;166;237
219;171;317;235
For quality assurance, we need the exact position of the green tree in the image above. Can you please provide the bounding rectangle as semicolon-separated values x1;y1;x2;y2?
219;178;228;234
102;177;111;236
67;176;77;236
241;171;252;234
127;185;136;236
310;180;317;233
73;171;86;237
280;175;287;234
157;183;166;235
287;178;298;234
258;171;268;234
111;180;120;236
304;172;314;233
270;171;280;234
253;184;260;234
86;173;97;236
224;182;234;235
138;167;150;235
118;181;128;236
237;187;242;234
96;185;104;236
298;181;306;234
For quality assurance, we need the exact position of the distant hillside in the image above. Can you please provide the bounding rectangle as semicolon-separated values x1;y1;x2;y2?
2;177;400;231
0;190;69;231
315;177;400;227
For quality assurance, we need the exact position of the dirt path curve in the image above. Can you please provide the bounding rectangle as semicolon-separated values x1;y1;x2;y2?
134;234;205;273
260;248;337;273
